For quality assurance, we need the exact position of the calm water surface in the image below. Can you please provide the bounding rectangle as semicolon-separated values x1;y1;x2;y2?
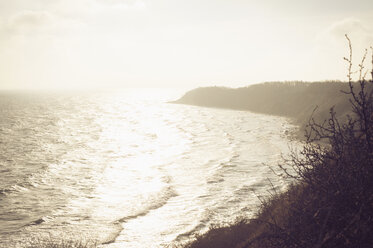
0;89;297;247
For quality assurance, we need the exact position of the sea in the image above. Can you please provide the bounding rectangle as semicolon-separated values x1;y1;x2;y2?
0;89;298;247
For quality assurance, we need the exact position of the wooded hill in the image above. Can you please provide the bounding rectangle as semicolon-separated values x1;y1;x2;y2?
173;81;355;135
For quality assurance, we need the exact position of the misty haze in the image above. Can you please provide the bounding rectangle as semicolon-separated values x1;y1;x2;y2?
1;1;373;248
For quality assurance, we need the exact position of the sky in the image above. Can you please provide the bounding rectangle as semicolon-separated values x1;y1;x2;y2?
0;0;372;90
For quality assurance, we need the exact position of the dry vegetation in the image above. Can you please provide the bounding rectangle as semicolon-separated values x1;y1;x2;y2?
181;37;373;248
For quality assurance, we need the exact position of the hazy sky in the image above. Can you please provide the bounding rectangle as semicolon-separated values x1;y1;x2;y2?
0;0;372;90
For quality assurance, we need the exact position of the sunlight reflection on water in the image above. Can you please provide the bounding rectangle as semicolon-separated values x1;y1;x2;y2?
0;89;298;247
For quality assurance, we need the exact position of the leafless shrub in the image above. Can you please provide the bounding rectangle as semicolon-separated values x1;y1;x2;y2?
251;35;373;248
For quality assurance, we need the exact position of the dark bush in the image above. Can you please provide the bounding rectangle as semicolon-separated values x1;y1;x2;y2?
242;35;373;248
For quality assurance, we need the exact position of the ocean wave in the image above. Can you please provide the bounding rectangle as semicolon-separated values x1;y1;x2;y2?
115;186;178;224
102;185;178;245
174;209;216;243
24;217;47;227
0;182;33;196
